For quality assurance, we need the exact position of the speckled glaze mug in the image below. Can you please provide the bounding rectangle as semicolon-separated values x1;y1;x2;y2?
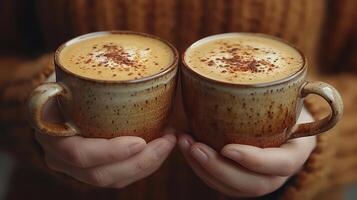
181;33;343;150
28;31;178;141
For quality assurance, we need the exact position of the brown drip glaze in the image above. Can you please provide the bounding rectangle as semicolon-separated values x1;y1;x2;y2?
181;33;343;151
28;31;179;141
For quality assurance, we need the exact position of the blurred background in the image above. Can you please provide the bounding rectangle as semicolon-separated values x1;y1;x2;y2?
0;0;356;200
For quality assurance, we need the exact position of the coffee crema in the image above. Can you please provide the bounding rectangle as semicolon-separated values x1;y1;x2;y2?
59;33;175;81
184;33;304;84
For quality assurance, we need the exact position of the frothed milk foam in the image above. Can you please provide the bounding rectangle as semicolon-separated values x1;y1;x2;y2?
184;33;304;84
59;33;175;81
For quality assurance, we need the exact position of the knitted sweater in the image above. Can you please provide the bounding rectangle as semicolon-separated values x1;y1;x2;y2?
0;53;355;200
0;0;355;199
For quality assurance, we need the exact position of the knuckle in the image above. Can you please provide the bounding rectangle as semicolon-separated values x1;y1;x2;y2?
150;148;164;162
116;147;132;160
247;158;264;171
134;159;153;171
134;153;159;171
63;146;87;168
109;141;130;160
86;168;108;187
106;150;123;162
107;140;142;161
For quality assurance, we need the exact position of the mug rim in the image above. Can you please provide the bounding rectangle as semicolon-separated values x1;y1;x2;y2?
54;31;179;84
182;32;308;88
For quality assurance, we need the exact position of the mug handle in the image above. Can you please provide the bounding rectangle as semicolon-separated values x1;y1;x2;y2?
288;81;343;139
28;83;78;136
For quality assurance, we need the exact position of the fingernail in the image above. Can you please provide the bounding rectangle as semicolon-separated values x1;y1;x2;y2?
178;137;191;150
153;141;171;158
184;135;194;145
191;146;208;163
224;149;242;161
129;142;146;154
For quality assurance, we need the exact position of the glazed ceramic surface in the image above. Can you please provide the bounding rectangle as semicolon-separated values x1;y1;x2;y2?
181;33;343;150
28;31;178;141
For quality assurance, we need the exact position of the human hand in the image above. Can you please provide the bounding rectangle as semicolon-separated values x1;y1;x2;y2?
178;134;316;197
35;98;176;188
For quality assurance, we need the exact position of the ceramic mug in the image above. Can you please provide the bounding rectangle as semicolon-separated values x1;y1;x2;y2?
28;31;178;141
181;33;343;150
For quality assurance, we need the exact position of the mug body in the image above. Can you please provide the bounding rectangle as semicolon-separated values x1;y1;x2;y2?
53;31;178;141
55;66;177;141
181;36;307;150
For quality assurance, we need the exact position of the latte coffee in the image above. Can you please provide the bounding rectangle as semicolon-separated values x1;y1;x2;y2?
184;33;303;84
59;33;175;81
